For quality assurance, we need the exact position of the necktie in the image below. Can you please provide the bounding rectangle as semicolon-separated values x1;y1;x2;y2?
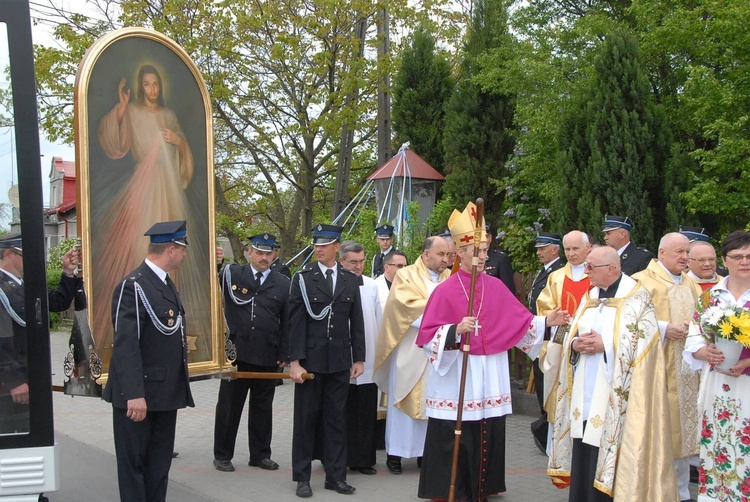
166;273;178;298
326;269;334;295
255;271;263;289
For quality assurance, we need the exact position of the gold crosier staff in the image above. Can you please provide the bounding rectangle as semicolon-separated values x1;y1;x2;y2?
448;198;484;502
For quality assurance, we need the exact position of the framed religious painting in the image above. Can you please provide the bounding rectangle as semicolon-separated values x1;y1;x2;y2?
74;27;223;381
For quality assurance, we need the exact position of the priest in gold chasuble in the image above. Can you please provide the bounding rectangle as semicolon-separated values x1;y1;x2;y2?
632;233;701;502
547;247;676;501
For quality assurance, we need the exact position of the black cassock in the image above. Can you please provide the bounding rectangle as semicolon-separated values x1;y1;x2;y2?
345;382;378;469
418;416;507;502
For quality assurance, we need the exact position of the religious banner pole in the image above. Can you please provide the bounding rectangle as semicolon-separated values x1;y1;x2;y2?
448;197;484;502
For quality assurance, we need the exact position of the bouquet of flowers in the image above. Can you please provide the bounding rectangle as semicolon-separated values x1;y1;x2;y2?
695;291;750;348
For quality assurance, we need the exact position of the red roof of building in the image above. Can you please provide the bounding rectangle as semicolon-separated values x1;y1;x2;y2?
366;148;445;181
52;156;76;179
47;156;77;214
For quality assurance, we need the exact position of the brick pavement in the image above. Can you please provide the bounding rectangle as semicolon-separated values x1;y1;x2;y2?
52;328;681;501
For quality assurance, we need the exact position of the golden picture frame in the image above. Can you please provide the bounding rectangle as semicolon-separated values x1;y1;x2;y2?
74;27;223;381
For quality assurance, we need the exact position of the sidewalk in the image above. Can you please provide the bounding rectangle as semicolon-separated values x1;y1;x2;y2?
48;329;566;501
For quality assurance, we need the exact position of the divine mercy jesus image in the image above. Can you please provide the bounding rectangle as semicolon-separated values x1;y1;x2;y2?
90;62;211;364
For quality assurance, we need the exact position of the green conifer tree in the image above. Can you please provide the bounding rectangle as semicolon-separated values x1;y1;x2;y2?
391;24;453;172
442;0;516;229
554;31;672;250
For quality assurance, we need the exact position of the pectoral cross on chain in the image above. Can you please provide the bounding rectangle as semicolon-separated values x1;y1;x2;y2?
474;322;482;337
597;298;609;312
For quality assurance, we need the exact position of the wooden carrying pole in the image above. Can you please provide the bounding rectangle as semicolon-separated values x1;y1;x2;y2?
448;198;484;502
224;371;314;381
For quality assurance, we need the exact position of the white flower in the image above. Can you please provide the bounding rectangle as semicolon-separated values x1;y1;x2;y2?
701;306;725;327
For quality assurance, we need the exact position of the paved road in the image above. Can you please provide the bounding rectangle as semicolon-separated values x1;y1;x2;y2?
48;329;692;501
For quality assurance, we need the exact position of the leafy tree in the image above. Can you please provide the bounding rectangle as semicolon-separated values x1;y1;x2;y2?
32;0;441;259
554;31;671;250
46;237;77;269
441;0;516;232
676;1;750;235
391;24;453;173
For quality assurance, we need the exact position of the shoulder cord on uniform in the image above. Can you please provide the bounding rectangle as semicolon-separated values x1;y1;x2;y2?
296;272;332;321
0;287;25;327
114;280;182;340
222;265;255;306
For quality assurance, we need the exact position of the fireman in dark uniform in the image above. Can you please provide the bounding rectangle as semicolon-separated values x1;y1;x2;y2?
213;234;290;472
288;224;365;498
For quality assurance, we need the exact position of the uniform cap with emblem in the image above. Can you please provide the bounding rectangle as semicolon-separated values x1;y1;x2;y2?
535;231;561;248
375;223;395;238
144;220;189;246
249;233;278;252
679;225;710;242
0;232;22;253
448;201;487;246
438;228;452;239
602;215;633;232
312;224;344;246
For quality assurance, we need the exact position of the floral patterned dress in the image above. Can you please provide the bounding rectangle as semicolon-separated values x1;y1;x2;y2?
685;278;750;501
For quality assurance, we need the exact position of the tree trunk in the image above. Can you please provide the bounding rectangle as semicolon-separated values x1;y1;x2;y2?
377;8;392;169
332;14;368;220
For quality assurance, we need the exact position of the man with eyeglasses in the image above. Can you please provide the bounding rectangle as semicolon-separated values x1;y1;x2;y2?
547;246;676;501
632;233;702;502
415;202;570;501
336;241;382;476
0;233;81;434
681;225;728;277
534;230;592;454
687;241;723;291
374;250;408;313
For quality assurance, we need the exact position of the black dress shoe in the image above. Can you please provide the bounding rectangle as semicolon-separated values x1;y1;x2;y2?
213;459;235;472
350;466;377;475
296;481;312;498
324;480;356;494
249;458;279;470
386;455;402;474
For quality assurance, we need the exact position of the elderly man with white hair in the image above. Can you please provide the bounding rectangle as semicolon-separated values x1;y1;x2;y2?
687;240;723;291
633;233;702;502
548;246;676;501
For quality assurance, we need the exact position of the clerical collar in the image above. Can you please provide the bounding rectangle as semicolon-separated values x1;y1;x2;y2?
616;242;630;256
657;261;682;284
570;262;586;281
599;275;623;298
0;267;21;286
427;268;440;282
687;269;716;283
145;258;168;284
